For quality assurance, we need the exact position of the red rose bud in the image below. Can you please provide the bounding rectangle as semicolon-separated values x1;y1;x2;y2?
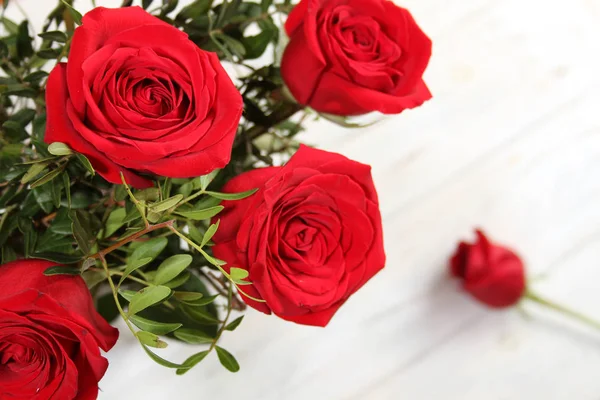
281;0;432;116
45;7;242;188
450;230;526;308
0;259;119;399
212;145;386;327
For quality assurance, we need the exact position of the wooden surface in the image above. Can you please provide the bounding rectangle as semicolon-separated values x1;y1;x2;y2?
7;0;600;398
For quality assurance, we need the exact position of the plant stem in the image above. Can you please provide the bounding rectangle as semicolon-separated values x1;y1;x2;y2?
89;220;174;260
525;290;600;331
99;255;138;337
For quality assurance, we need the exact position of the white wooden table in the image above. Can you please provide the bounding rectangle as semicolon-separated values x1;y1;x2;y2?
7;0;600;398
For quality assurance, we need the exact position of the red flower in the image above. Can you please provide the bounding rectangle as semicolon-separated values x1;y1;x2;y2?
45;7;242;188
212;146;386;326
450;230;526;308
0;259;119;399
280;0;432;116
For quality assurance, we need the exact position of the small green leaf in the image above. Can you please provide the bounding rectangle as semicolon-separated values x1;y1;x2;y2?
118;289;138;302
48;142;72;156
130;315;182;335
176;350;210;375
173;328;213;344
224;316;244;331
127;286;171;316
119;256;153;286
43;265;80;276
162;271;190;288
173;291;204;302
230;267;249;281
216;346;240;372
104;208;126;238
61;0;83;25
21;162;48;184
69;209;97;255
82;270;106;289
142;345;186;369
175;206;224;220
149;194;183;212
134;187;160;201
128;237;168;266
137;331;168;348
205;188;258;201
62;173;71;208
38;30;68;43
154;254;193;285
180;294;218;307
75;153;95;176
200;169;219;191
30;164;66;188
34;252;82;264
201;220;219;247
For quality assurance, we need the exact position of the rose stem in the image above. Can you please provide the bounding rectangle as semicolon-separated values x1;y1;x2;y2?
525;290;600;331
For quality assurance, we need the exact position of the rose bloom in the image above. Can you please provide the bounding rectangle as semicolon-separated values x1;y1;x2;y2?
450;230;526;308
0;259;118;399
281;0;432;116
45;7;242;188
212;146;385;326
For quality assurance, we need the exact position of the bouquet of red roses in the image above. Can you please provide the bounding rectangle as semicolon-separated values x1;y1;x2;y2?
0;0;432;397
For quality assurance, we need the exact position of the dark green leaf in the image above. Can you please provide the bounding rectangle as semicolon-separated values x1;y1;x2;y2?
176;350;210;375
75;153;95;175
43;265;80;276
30;163;66;188
69;209;97;255
104;208;126;238
173;328;213;344
173;291;203;302
224;316;244;331
34;252;82;264
175;206;223;220
129;315;182;335
180;294;218;307
17;21;34;59
38;30;68;43
142;345;187;369
62;173;71;207
61;0;83;25
127;285;172;316
216;346;240;372
201;220;219;247
205;188;258;201
154;254;193;285
162;271;190;289
119;256;153;286
134;188;160;201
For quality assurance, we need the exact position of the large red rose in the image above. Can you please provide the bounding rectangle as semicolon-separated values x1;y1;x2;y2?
45;7;243;188
212;146;385;326
281;0;432;116
0;259;119;399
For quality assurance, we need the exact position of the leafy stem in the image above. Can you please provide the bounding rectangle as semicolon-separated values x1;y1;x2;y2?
525;289;600;331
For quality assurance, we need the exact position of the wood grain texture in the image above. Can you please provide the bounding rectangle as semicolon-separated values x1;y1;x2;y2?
5;0;600;398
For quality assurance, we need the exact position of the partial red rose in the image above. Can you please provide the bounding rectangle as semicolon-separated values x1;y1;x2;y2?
45;7;243;188
212;145;385;327
0;259;119;400
280;0;432;116
450;230;526;308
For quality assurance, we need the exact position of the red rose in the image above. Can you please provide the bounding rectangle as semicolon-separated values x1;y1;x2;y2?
45;7;242;189
212;145;385;326
450;230;526;308
0;259;119;399
280;0;432;116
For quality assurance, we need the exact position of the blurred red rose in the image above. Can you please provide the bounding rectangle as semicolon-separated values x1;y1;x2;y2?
281;0;432;116
45;7;242;188
450;230;526;308
0;259;119;399
212;145;386;326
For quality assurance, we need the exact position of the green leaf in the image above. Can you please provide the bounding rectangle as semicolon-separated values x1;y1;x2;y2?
2;17;19;34
38;30;68;43
69;209;96;255
142;345;186;369
104;208;126;238
127;285;172;316
149;194;183;212
176;0;214;22
200;169;219;191
180;294;218;307
134;187;160;201
30;164;66;188
205;188;258;201
175;206;224;220
216;346;240;372
173;328;213;344
34;252;82;264
129;315;182;335
21;162;48;184
137;331;168;348
62;173;71;208
16;20;34;59
128;237;168;267
61;0;83;25
43;265;80;276
154;254;193;285
82;270;106;289
173;291;204;302
201;220;219;247
119;256;152;286
162;271;190;289
224;316;244;331
118;289;138;302
180;304;220;324
176;350;210;375
48;142;72;156
75;153;95;176
230;267;249;281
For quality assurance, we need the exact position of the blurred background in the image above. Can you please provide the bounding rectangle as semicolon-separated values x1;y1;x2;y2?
3;0;600;398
